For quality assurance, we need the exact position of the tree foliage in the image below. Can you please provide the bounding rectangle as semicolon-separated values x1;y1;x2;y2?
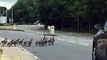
8;0;107;32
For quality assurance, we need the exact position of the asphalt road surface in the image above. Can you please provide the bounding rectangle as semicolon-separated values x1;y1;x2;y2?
0;30;93;60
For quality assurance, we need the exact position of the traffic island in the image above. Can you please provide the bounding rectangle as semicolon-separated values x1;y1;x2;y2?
0;25;24;32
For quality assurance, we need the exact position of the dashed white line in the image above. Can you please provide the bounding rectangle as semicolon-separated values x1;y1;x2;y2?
78;43;89;46
67;40;76;43
34;56;38;59
58;38;90;46
20;47;39;60
58;38;65;41
24;50;27;52
30;53;34;56
26;51;30;54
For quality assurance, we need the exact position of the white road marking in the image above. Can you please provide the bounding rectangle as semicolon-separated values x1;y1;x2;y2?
34;56;38;59
58;38;65;41
78;43;90;46
20;46;39;60
24;50;27;52
58;37;91;46
30;53;34;56
67;40;76;43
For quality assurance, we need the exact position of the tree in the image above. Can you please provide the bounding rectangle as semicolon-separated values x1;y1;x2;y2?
8;0;107;33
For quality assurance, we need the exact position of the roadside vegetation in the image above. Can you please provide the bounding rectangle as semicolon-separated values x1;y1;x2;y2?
8;0;107;33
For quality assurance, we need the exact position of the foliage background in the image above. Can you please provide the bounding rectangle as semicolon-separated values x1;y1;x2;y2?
8;0;107;33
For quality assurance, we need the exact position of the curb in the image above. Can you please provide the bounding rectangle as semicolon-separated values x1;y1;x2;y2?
10;29;24;32
0;29;24;32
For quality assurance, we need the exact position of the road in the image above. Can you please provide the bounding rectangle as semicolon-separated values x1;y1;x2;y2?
0;30;93;60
